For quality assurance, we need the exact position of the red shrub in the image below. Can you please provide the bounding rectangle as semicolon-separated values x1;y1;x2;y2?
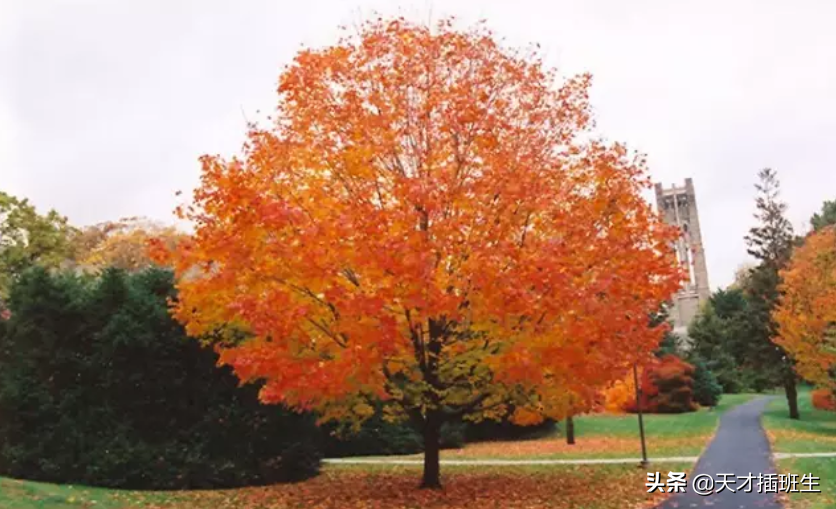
811;388;836;411
625;355;697;414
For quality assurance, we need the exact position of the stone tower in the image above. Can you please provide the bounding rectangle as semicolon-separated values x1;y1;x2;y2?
654;178;710;336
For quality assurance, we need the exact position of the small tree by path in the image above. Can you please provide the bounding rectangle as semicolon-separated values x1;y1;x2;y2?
744;168;800;420
156;17;683;489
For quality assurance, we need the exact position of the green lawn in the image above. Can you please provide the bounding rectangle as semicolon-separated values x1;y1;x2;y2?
361;393;764;461
575;392;759;438
764;388;836;509
558;392;761;459
763;388;836;453
775;458;836;509
0;476;166;509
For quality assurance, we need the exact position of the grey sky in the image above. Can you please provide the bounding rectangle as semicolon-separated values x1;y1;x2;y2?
2;0;835;289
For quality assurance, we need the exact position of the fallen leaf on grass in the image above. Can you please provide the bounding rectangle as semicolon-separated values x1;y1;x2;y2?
131;465;675;509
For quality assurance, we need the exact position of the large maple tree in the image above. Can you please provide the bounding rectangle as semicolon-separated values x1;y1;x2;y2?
774;226;836;388
156;18;682;488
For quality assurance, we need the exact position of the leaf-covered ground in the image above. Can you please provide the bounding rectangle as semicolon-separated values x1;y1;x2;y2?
764;389;836;509
764;391;836;453
1;464;688;509
774;458;835;509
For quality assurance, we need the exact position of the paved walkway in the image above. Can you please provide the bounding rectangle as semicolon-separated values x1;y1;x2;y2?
656;396;782;508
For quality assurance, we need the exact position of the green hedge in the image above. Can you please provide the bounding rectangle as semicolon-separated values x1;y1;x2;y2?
322;411;424;457
0;267;320;489
322;412;469;457
465;414;556;442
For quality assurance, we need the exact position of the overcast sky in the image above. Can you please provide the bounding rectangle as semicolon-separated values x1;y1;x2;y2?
2;0;835;289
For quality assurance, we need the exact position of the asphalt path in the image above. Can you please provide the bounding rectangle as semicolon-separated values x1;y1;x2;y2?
655;397;783;509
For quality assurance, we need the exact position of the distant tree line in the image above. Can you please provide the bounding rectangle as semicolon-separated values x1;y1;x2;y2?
687;170;836;419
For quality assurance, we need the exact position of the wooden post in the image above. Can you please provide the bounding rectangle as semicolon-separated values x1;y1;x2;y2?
633;362;649;468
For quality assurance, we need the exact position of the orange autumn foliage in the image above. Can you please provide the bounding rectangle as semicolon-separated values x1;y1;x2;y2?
74;216;184;272
154;17;683;485
811;388;836;412
774;226;836;388
602;373;636;414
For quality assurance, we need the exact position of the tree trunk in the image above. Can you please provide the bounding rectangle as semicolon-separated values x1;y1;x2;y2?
421;413;442;489
785;376;800;420
566;415;575;445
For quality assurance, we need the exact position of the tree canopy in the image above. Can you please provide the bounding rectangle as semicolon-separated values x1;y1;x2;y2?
72;216;183;272
745;168;795;270
155;18;683;487
0;190;77;300
774;226;836;388
811;199;836;232
687;288;764;392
